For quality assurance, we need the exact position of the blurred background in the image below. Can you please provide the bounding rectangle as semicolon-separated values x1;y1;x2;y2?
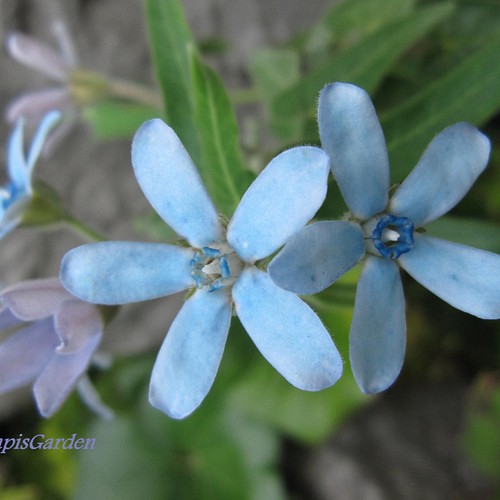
0;0;499;498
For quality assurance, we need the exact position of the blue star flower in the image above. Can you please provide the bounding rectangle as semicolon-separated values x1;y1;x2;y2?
60;118;343;419
269;82;500;395
0;111;60;238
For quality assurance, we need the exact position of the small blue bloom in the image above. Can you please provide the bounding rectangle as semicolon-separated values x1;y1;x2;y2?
0;278;111;419
61;118;343;419
269;82;500;395
0;111;60;238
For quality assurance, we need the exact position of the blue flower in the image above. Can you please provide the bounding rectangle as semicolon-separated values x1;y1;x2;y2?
60;118;343;419
0;111;60;238
269;82;500;395
0;278;111;419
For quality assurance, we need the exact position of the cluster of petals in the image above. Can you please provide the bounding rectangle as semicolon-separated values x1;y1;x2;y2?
0;278;108;418
0;111;60;239
5;20;78;154
269;82;500;394
60;118;343;419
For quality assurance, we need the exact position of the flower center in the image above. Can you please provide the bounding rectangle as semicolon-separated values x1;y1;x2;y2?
370;214;414;259
190;245;243;292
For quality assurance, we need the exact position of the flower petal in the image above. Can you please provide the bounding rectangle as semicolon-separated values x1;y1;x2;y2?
0;319;58;393
131;119;223;248
149;288;232;419
318;82;389;220
268;220;365;294
0;308;22;330
5;88;71;124
6;117;27;188
1;278;69;321
389;123;491;227
61;242;194;304
350;257;406;394
34;331;101;417
54;299;103;354
227;146;329;262
6;32;72;81
233;267;342;390
399;234;500;319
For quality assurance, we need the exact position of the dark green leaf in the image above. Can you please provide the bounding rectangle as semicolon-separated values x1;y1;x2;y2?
383;35;500;181
273;3;454;118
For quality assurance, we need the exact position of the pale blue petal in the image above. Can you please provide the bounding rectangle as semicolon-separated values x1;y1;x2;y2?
399;234;500;319
0;308;22;330
318;82;389;220
61;241;194;304
227;146;329;262
233;267;342;390
25;111;61;174
390;123;491;227
131;119;223;247
0;319;58;393
34;331;101;417
6;117;26;188
149;288;232;419
268;220;365;294
350;257;406;394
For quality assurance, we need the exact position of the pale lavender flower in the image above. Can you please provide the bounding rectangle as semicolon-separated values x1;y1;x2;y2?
0;278;111;419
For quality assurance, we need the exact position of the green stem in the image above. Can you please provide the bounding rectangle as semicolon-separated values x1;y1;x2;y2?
64;215;106;242
108;78;163;108
229;87;261;105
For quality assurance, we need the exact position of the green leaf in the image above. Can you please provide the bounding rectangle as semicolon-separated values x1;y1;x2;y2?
383;34;500;181
425;216;500;254
145;0;201;162
83;101;160;139
190;47;253;216
272;3;454;118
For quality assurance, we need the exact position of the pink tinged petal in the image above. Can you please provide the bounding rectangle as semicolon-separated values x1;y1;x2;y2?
0;308;23;330
268;220;365;294
132;119;223;248
51;20;78;67
5;88;72;124
6;32;71;81
0;319;58;393
399;234;500;319
233;267;342;391
149;288;232;419
389;123;491;227
350;257;406;394
1;278;70;321
227;146;330;262
61;241;195;305
34;332;101;417
318;82;389;220
54;299;103;354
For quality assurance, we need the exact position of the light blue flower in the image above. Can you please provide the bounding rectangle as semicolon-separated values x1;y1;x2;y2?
0;111;60;238
0;278;111;419
269;82;500;395
60;118;343;419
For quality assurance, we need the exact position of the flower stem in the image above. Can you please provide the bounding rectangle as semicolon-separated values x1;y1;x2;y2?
64;215;106;242
108;78;163;108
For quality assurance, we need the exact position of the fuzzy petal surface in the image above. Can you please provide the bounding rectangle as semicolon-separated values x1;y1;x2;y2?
34;331;101;417
61;241;194;304
227;146;329;262
54;299;103;354
0;319;58;393
233;267;342;390
149;289;232;419
132;119;223;247
1;278;69;321
268;220;365;294
390;123;491;227
6;32;71;81
350;257;406;394
318;82;389;220
399;234;500;319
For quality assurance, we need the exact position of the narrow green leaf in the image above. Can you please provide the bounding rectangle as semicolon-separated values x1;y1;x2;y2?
145;0;201;162
383;35;500;181
83;101;160;139
273;3;454;118
190;47;252;216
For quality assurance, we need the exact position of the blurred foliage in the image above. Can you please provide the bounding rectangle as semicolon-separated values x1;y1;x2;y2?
2;0;500;498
